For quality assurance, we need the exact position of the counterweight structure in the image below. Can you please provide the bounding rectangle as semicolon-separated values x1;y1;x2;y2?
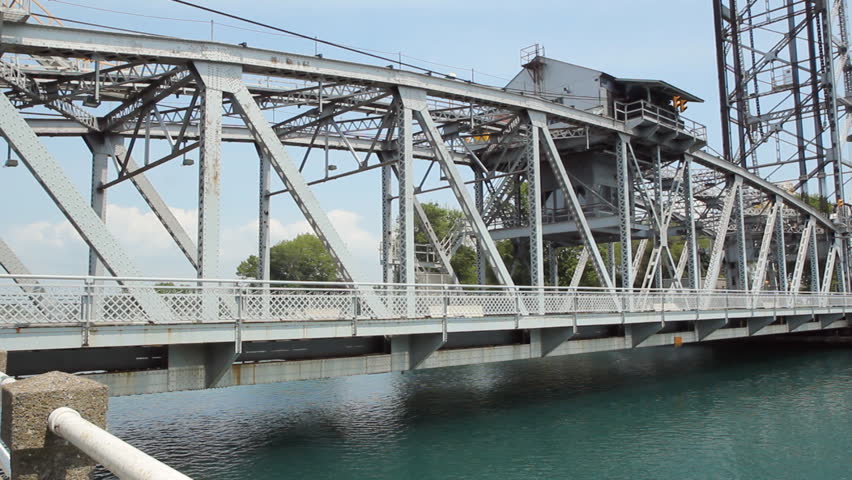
0;1;846;308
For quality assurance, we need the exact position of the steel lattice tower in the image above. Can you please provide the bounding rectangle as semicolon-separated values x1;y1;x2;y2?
713;0;851;207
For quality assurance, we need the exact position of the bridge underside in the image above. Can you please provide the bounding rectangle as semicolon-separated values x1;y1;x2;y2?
3;308;847;396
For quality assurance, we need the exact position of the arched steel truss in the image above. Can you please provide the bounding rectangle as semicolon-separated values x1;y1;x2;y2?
0;20;848;313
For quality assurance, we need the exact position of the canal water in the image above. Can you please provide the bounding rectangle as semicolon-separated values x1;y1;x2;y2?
99;344;851;479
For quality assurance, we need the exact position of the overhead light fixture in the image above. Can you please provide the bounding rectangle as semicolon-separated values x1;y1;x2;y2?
182;156;195;167
5;145;17;167
82;95;101;108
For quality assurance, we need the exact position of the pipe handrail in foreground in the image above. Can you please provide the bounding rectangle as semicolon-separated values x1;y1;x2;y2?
0;372;14;478
48;407;191;480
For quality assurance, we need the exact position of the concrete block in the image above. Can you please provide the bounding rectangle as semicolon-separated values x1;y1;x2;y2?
1;371;108;480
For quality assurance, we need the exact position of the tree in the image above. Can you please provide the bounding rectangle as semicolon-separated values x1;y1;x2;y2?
236;233;340;282
799;192;833;215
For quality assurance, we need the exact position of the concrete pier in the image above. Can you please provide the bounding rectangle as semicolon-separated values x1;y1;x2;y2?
1;371;108;479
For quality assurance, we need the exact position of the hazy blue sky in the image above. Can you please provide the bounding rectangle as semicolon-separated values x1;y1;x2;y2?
0;0;721;281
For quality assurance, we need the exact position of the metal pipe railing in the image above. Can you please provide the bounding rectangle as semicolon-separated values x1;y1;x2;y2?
0;372;14;478
48;407;191;480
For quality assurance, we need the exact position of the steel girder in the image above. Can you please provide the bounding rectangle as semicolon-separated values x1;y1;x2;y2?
703;176;743;291
110;142;199;271
84;134;110;277
195;65;224;285
257;148;271;281
616;134;633;290
1;21;849;298
0;93;171;320
399;87;514;286
529;112;614;290
751;201;780;292
527;123;544;287
394;96;416;288
206;65;389;317
0;22;838;234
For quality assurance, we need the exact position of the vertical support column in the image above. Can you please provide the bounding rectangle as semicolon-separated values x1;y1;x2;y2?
86;136;110;278
474;169;486;284
616;134;632;290
396;102;416;317
381;163;394;283
683;155;700;290
257;150;271;282
257;149;271;319
85;135;110;323
733;185;748;291
1;372;108;479
837;235;848;292
653;146;665;289
198;87;223;281
547;242;559;286
775;198;788;291
527;124;544;287
608;243;617;286
396;103;415;287
198;81;223;321
808;220;820;292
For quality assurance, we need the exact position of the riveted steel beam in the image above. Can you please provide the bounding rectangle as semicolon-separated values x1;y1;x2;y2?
703;176;742;291
790;217;816;292
529;111;613;290
395;98;416;288
221;72;389;317
527;123;544;287
0;93;170;320
195;67;224;286
751;201;780;292
774;198;788;291
616;134;633;290
400;87;514;286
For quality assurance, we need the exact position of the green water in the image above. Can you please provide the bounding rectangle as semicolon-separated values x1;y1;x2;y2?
100;344;852;479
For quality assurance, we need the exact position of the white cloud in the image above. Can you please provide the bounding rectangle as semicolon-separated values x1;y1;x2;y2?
3;204;380;280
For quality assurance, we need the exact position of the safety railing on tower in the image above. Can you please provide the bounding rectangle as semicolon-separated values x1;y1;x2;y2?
613;100;708;142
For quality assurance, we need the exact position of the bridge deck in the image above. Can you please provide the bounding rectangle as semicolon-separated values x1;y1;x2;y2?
1;275;848;396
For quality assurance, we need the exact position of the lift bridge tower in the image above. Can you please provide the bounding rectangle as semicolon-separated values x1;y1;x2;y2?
713;0;852;205
713;0;852;290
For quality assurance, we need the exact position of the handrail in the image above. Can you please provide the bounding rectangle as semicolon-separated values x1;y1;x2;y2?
0;273;845;296
1;273;849;325
0;372;15;478
613;100;707;141
48;408;191;480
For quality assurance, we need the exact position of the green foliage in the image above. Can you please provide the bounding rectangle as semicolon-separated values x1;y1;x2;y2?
799;192;833;215
236;233;339;282
154;282;193;294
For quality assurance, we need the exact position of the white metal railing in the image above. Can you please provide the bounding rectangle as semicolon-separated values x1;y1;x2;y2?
0;372;12;479
613;100;708;142
0;372;190;479
48;408;191;480
0;274;849;325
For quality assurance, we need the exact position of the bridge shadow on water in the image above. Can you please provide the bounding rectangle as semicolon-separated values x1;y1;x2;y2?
97;341;852;480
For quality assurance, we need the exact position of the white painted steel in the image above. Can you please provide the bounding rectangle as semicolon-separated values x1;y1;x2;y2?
0;274;850;326
0;373;15;478
0;440;9;480
48;407;191;480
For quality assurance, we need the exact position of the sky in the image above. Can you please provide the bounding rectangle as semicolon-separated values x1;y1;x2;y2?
0;0;723;282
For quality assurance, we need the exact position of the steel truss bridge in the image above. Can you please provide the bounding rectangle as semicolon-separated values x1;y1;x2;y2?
0;5;849;395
